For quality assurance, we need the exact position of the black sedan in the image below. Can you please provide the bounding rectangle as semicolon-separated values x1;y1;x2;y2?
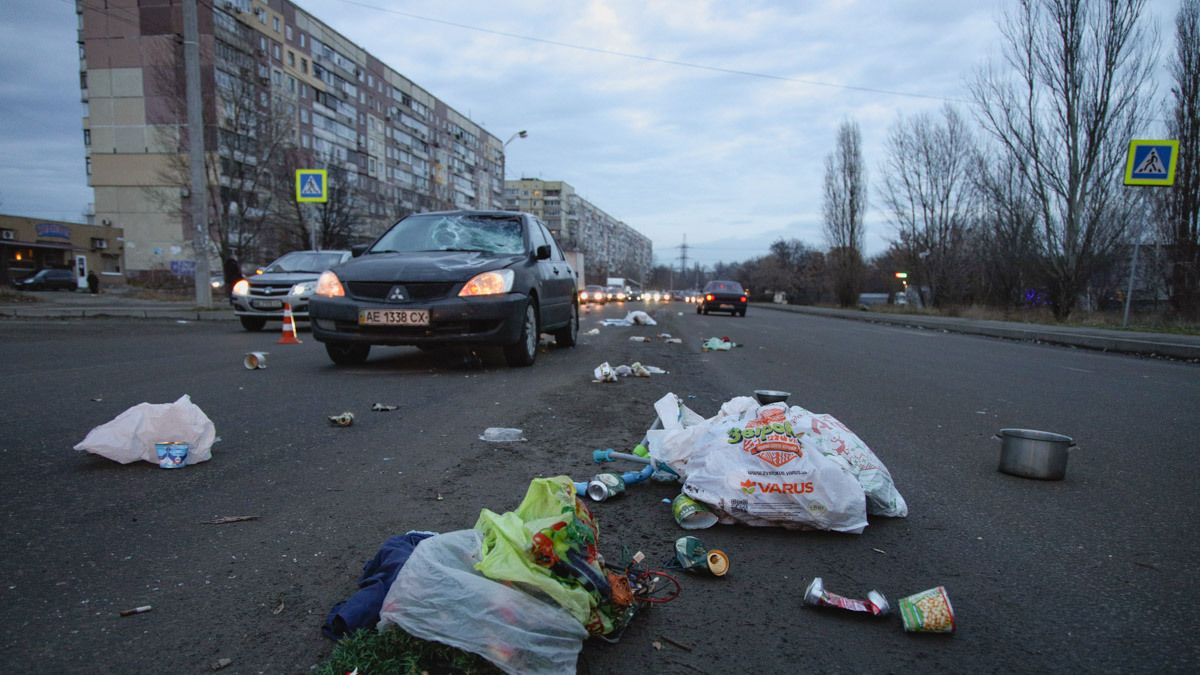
697;280;748;316
309;210;579;367
14;268;77;291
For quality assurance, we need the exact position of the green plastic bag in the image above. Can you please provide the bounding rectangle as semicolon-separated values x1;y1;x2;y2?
475;477;607;632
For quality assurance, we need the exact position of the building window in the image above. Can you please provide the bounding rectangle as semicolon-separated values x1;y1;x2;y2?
286;25;293;41
272;43;281;60
273;16;280;32
85;157;91;175
300;109;308;123
300;83;308;99
259;36;267;52
287;51;294;67
300;33;306;48
301;57;308;73
80;71;87;89
83;129;90;146
302;133;310;148
288;75;296;93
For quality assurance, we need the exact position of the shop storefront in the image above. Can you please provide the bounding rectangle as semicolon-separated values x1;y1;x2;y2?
0;214;125;288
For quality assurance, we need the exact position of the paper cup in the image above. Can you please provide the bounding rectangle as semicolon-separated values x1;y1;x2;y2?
672;494;718;530
155;442;189;469
243;352;268;369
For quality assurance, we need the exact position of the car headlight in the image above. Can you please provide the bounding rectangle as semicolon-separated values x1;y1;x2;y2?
459;269;514;297
232;279;250;296
315;271;345;297
290;281;316;296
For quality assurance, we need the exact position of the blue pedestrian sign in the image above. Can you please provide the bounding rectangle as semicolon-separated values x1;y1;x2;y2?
295;169;328;202
1124;140;1178;187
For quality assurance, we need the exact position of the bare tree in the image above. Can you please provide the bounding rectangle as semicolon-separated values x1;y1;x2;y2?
970;148;1041;307
971;0;1156;319
823;119;867;307
276;150;366;252
879;105;979;307
1159;0;1200;318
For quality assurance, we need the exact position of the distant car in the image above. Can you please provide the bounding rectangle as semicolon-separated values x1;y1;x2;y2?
697;280;748;317
627;288;642;301
14;268;76;291
230;250;352;331
605;285;627;302
579;284;607;304
309;210;578;367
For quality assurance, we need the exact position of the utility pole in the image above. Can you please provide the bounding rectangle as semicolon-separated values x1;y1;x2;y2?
183;0;212;307
677;234;689;287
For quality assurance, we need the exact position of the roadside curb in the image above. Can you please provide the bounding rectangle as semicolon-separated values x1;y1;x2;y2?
0;307;237;321
750;303;1200;360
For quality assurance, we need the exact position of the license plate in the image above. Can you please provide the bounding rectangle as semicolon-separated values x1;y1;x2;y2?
251;299;283;310
719;303;734;309
359;309;430;326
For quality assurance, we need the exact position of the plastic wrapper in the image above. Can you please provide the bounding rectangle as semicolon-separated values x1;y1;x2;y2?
73;394;216;465
379;529;587;675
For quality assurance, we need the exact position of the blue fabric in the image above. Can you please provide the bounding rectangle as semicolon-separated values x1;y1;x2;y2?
323;530;436;640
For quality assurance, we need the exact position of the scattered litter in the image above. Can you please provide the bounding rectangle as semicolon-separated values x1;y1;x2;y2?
585;328;600;335
74;395;217;466
175;320;190;324
210;658;233;671
600;319;633;327
371;403;399;412
479;427;525;442
803;577;889;616
119;605;152;617
586;472;627;501
671;494;718;530
657;333;673;339
242;351;268;370
90;397;103;402
155;441;189;469
673;536;729;576
625;310;657;326
701;336;740;351
653;640;662;651
203;516;259;525
328;412;355;427
323;531;436;640
642;365;667;375
272;598;285;615
663;338;682;344
436;493;444;501
677;312;684;316
593;362;618;382
661;498;672;504
659;635;694;652
629;336;650;342
872;547;887;555
899;586;956;633
631;362;651;378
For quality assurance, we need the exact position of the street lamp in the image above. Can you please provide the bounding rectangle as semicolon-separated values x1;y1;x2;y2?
504;130;528;147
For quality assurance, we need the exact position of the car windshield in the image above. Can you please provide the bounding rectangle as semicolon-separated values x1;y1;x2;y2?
370;214;525;255
705;281;744;293
263;252;344;273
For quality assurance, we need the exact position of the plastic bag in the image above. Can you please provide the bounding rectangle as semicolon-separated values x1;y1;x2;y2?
73;394;216;465
480;428;526;442
623;311;657;326
379;529;587;675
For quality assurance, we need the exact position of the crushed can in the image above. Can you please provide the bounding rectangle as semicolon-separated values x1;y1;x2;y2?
242;351;268;369
328;412;355;427
155;441;189;469
802;577;889;616
899;586;956;633
671;494;718;530
674;536;730;576
586;472;626;502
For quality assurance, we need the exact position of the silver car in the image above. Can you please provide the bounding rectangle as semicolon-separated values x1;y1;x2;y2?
230;250;351;331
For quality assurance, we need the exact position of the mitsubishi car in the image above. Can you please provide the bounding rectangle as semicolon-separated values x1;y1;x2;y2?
230;250;352;331
309;210;578;367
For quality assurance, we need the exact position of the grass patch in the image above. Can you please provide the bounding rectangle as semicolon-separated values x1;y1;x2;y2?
0;289;40;304
314;627;500;675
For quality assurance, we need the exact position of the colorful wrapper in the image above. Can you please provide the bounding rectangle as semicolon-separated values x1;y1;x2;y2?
803;577;889;616
899;586;955;633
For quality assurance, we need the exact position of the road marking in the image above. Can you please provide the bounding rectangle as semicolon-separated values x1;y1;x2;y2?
1063;366;1093;373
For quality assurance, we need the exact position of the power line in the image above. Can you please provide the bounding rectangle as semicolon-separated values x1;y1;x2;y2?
325;0;966;104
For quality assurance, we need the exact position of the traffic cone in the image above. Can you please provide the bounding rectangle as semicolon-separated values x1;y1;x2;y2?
277;302;302;344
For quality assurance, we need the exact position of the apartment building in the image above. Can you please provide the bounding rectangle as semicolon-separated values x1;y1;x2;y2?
78;0;506;275
504;178;652;285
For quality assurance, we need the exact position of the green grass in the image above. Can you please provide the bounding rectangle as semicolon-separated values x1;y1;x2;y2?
314;627;501;675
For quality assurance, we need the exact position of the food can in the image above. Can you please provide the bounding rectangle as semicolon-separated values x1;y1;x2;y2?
586;472;626;502
899;586;955;633
671;494;718;530
155;441;189;469
674;536;730;576
243;351;268;369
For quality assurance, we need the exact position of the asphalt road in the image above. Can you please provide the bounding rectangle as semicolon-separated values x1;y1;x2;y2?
1;302;1197;673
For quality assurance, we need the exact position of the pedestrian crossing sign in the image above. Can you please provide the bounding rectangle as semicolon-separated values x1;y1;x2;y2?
296;169;328;202
1124;140;1178;186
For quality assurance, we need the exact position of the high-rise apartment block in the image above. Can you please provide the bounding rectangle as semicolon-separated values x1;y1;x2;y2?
78;0;506;274
504;178;651;284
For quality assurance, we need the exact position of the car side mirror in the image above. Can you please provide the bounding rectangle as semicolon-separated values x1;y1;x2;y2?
351;244;369;257
534;244;551;260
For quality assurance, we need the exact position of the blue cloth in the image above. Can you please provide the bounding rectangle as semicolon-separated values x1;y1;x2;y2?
323;530;436;640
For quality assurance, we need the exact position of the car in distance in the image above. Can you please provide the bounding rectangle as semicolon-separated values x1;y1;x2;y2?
230;250;352;331
309;210;578;367
579;284;607;304
697;280;748;316
605;285;627;302
14;268;77;291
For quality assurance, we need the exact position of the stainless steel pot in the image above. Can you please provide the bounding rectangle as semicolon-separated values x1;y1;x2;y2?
995;428;1076;480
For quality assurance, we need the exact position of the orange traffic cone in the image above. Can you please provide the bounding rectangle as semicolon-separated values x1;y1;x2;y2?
277;302;302;344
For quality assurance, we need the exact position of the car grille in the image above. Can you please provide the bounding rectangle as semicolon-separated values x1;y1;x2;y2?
346;281;457;302
248;282;293;297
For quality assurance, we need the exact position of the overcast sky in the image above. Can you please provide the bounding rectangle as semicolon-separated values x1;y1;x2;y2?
0;0;1181;266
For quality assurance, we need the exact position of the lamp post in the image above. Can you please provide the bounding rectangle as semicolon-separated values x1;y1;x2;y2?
504;130;528;147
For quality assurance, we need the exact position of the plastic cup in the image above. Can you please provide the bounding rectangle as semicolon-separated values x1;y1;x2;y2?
672;494;718;529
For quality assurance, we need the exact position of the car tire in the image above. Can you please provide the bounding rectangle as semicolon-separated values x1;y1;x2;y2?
239;316;267;332
552;302;578;348
326;341;371;365
703;307;710;315
696;305;702;314
503;301;538;367
738;309;747;317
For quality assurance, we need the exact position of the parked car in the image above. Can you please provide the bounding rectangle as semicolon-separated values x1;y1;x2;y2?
309;210;578;367
697;280;748;316
14;268;76;291
579;284;607;304
230;250;352;331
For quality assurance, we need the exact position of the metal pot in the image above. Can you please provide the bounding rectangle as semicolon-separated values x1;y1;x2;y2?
754;389;791;405
995;428;1076;480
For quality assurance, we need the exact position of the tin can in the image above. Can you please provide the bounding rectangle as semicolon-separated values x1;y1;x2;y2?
674;536;730;576
899;586;955;633
671;494;718;530
803;577;889;616
155;442;189;469
328;412;355;427
585;472;626;502
243;351;268;369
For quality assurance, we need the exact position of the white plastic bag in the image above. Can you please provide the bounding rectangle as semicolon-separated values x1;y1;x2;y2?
623;310;657;326
73;394;216;465
379;529;587;675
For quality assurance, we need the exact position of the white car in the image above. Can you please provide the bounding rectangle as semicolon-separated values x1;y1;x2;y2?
230;250;351;331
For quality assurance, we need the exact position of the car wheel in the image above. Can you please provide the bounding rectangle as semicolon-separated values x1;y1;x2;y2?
553;302;578;348
738;309;747;317
503;301;538;367
326;341;371;365
239;316;267;332
703;306;710;315
696;305;702;315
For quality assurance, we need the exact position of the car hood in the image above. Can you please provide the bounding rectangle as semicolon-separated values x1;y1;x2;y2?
249;271;323;285
335;251;523;283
